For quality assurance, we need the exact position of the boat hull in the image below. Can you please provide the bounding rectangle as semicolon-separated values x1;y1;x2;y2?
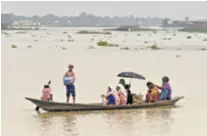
25;96;184;112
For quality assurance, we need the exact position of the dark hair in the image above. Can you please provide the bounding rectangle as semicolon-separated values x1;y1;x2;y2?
146;82;153;86
68;64;74;68
162;76;169;82
119;79;125;84
44;85;50;88
125;84;131;89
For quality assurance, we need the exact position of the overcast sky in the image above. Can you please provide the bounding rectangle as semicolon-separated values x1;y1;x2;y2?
1;1;207;20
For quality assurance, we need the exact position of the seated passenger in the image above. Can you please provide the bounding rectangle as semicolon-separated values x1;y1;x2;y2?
125;85;133;105
116;85;127;105
154;76;172;100
102;85;120;105
36;84;53;111
41;84;53;101
118;79;127;96
146;82;160;103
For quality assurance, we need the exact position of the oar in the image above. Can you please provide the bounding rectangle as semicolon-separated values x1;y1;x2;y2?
35;80;51;112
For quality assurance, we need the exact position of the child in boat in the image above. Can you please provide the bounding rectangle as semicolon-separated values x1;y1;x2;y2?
126;85;133;105
154;76;172;100
146;82;160;103
41;84;53;101
116;85;127;105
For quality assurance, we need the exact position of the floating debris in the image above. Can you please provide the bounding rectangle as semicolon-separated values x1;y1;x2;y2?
201;48;207;51
77;30;112;34
153;31;157;34
16;31;27;34
137;33;141;36
68;39;74;42
27;45;32;48
2;32;9;35
62;32;68;34
144;41;148;44
176;55;180;58
120;47;130;50
203;38;207;41
60;46;67;50
88;46;95;49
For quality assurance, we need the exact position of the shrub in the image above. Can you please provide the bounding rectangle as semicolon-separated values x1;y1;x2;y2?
186;36;192;39
11;44;17;48
97;41;109;46
97;41;119;47
150;44;161;50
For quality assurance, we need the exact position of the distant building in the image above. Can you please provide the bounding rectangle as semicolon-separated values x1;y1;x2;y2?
186;21;207;29
162;18;191;28
12;20;41;27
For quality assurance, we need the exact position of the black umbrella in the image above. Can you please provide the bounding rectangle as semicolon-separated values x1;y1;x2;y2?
117;72;146;85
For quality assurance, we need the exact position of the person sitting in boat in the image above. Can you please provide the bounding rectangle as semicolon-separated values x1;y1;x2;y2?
41;84;53;101
118;79;127;96
101;85;120;105
116;85;127;105
126;85;133;105
145;82;160;103
153;76;172;100
63;64;76;103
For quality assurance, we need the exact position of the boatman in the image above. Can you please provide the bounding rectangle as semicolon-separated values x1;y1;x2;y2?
63;64;76;103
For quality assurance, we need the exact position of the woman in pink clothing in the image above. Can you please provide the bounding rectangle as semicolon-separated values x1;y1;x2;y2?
116;85;127;105
36;84;53;111
41;85;53;101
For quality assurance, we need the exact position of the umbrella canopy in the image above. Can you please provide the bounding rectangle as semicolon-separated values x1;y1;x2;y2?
117;72;146;80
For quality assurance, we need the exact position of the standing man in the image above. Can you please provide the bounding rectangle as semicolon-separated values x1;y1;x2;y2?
63;64;76;103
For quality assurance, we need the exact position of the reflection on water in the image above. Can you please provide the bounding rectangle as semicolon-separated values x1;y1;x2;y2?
33;107;176;136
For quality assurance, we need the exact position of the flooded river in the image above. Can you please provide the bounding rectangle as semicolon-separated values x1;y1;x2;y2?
1;27;207;136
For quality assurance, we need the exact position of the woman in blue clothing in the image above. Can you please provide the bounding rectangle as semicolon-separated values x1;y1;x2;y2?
101;86;116;105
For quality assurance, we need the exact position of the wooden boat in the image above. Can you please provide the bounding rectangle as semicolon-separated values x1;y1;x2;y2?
25;96;184;112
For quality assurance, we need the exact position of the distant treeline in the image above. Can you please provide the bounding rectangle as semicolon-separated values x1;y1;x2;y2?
1;12;164;27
